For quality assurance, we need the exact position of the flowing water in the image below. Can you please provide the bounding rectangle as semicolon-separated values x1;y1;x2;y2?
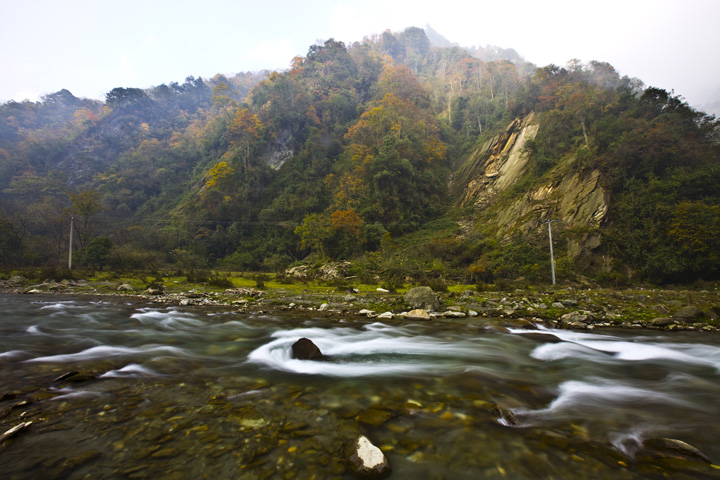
1;294;719;479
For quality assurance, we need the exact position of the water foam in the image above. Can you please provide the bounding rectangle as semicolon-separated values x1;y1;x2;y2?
130;308;206;329
246;324;474;376
25;344;188;363
515;327;720;372
100;363;162;378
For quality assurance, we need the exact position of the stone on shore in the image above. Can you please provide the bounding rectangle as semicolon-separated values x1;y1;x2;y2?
406;309;431;320
651;317;675;327
673;306;704;322
403;286;439;311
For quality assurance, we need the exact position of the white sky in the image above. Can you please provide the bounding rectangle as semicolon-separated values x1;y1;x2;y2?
2;0;719;114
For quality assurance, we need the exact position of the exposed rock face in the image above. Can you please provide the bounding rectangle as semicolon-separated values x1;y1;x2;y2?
291;338;324;361
455;112;611;273
455;113;539;209
404;287;439;311
348;435;391;478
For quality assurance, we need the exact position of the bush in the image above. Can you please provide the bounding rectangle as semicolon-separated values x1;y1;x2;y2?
108;244;161;272
207;274;233;288
34;266;81;282
253;274;269;290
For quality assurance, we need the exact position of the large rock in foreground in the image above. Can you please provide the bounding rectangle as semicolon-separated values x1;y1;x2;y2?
348;435;391;478
404;286;439;311
291;338;325;360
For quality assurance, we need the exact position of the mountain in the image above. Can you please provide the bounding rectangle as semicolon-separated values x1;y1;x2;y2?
1;27;718;286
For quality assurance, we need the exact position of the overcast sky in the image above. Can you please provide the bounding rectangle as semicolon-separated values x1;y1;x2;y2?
2;0;719;115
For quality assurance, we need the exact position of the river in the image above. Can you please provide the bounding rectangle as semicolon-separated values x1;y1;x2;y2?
1;294;719;479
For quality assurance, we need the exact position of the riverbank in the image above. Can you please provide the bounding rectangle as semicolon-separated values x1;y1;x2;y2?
1;275;718;333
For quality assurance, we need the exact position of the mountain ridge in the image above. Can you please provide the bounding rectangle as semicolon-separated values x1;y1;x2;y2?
1;27;718;286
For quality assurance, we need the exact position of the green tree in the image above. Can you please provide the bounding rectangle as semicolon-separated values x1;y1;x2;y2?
294;213;334;258
69;189;104;250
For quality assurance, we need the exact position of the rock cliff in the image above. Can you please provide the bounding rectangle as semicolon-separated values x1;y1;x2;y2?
455;112;610;269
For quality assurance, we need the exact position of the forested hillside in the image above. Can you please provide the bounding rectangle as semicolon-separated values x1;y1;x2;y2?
1;27;718;286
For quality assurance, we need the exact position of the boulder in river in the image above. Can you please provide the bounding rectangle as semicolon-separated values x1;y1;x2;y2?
291;338;325;361
348;435;391;478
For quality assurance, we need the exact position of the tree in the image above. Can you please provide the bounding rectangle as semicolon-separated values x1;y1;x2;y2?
669;202;720;277
69;189;104;250
79;236;113;269
294;213;334;258
228;107;263;173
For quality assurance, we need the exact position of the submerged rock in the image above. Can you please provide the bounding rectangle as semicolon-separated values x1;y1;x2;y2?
291;338;325;361
356;408;393;426
642;437;713;464
348;435;391;478
1;421;33;441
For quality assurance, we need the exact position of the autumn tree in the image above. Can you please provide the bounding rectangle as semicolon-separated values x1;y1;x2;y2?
228;107;263;173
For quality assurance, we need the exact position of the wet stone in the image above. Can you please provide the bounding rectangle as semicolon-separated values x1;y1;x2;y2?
291;338;325;361
356;408;393;426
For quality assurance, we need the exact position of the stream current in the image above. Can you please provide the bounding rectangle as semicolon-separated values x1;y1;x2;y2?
1;294;719;479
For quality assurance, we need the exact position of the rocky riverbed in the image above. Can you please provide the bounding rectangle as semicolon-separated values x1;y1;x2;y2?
1;275;719;333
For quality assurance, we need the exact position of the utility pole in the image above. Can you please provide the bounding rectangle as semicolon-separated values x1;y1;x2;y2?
546;220;556;285
68;216;74;270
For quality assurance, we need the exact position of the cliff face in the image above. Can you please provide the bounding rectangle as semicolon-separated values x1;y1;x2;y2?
455;112;610;270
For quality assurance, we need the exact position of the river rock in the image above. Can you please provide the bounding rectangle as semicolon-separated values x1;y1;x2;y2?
519;332;563;344
642;437;713;463
348;435;391;478
404;286;439;311
406;309;430;320
651;317;675;327
651;304;670;314
673;306;704;321
377;312;393;319
291;338;324;360
560;311;593;323
1;421;33;441
117;283;134;291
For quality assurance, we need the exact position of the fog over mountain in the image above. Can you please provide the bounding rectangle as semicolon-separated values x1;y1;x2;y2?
2;0;718;116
